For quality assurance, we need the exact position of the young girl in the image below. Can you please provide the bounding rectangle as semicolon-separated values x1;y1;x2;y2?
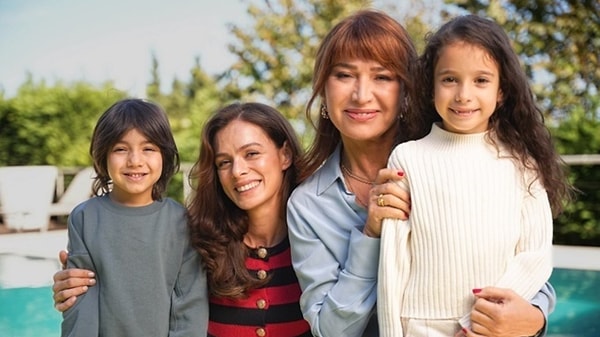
61;98;208;337
187;102;311;336
377;15;572;337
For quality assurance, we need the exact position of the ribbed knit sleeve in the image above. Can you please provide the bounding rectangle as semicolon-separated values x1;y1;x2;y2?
377;124;553;336
378;217;411;337
490;176;553;294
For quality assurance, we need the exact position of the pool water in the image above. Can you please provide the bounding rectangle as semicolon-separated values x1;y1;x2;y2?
547;268;600;336
0;267;598;336
0;286;61;337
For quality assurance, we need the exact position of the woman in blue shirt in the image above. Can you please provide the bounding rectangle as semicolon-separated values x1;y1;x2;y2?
286;9;555;337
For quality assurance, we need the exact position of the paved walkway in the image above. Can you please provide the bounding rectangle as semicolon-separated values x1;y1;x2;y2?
0;229;67;288
0;229;67;259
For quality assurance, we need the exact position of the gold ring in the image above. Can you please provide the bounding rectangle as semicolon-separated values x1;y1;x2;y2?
377;193;385;207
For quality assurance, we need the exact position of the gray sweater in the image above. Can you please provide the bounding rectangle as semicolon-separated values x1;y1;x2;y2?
61;195;208;337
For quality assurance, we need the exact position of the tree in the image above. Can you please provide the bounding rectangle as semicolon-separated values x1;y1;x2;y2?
0;76;125;167
146;56;228;163
145;56;228;203
552;108;600;245
221;0;372;123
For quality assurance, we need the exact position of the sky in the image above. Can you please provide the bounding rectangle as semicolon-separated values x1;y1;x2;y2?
0;0;250;97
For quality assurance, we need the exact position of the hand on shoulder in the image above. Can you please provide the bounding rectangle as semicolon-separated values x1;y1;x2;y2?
363;168;410;238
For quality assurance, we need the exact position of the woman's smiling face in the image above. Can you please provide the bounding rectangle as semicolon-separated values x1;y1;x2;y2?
214;120;291;216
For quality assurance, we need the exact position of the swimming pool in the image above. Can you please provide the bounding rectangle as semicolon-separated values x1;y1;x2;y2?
0;247;598;336
0;254;62;337
0;286;61;337
547;267;600;336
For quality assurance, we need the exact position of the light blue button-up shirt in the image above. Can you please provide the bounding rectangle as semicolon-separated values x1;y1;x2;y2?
287;145;554;337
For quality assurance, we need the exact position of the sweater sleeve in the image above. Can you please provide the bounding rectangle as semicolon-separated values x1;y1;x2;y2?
459;178;554;328
377;147;412;337
168;238;209;337
61;210;100;337
495;178;553;298
377;218;411;337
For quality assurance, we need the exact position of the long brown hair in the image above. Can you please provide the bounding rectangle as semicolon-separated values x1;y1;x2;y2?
187;102;303;298
417;15;573;215
299;9;420;182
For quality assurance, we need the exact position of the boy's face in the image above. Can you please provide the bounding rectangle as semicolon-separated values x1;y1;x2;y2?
107;128;163;206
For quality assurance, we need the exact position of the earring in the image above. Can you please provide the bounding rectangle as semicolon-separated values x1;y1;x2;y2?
320;103;329;119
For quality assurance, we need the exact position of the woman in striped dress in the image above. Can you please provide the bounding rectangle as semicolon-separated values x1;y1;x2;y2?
187;102;311;337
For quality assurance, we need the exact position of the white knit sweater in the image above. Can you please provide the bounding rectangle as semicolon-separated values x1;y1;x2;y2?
377;123;553;337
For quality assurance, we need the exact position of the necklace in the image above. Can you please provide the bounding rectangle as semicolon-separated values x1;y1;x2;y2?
341;163;374;185
343;172;369;208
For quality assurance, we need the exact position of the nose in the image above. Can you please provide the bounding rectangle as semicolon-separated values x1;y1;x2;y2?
127;150;143;166
232;158;248;178
455;83;472;103
352;77;373;104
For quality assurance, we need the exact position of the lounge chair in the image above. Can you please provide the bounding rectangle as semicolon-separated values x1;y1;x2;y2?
49;167;95;217
0;165;58;231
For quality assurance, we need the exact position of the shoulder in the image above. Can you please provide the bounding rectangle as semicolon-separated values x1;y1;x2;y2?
295;148;342;196
66;196;110;230
290;161;338;208
160;197;186;212
388;139;423;167
68;195;104;217
291;171;320;199
156;198;188;223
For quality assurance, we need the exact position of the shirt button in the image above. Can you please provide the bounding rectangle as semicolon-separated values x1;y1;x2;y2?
257;269;267;280
256;298;267;309
256;327;266;336
257;247;268;259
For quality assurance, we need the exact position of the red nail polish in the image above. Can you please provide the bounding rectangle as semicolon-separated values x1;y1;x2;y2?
397;171;404;177
462;328;468;334
472;288;482;294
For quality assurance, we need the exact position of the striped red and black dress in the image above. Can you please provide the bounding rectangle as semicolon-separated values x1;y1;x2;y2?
207;237;311;337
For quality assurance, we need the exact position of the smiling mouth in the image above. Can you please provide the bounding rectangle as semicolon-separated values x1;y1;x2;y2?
347;109;377;115
451;108;477;115
126;173;146;178
237;181;259;192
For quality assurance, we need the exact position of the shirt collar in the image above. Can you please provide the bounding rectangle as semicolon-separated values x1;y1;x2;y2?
316;144;344;196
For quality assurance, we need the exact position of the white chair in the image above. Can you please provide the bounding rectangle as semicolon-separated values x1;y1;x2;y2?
0;165;58;231
49;167;95;217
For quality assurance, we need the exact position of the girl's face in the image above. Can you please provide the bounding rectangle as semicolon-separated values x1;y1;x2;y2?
433;41;503;134
107;128;163;206
324;58;401;144
214;120;291;218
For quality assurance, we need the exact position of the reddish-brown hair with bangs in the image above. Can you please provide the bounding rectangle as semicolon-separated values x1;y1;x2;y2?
299;9;419;181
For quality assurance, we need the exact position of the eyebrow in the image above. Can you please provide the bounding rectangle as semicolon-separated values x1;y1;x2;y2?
435;68;496;77
333;62;389;72
215;142;264;157
112;139;155;147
